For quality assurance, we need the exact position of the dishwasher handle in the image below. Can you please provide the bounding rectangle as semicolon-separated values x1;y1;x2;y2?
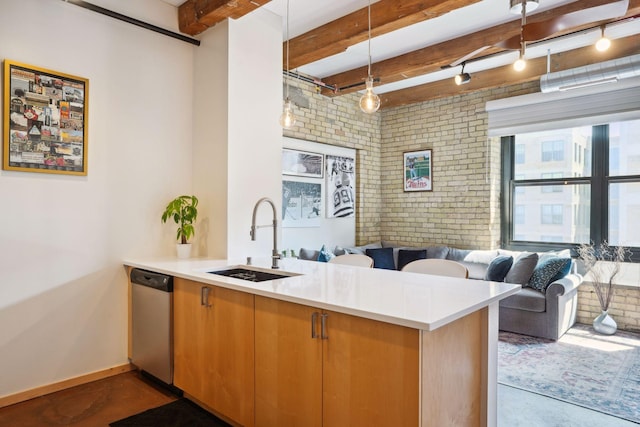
130;268;173;292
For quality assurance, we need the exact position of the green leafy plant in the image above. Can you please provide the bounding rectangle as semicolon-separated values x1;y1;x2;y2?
161;195;199;244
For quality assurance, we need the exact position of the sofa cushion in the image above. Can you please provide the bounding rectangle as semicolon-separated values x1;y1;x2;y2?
499;288;546;312
427;246;449;259
397;249;427;271
446;248;472;262
460;262;490;280
504;252;539;285
317;245;335;262
527;257;573;293
344;241;383;255
299;248;320;261
485;255;513;282
366;247;396;270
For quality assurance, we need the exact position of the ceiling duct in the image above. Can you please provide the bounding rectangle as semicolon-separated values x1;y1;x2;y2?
540;53;640;93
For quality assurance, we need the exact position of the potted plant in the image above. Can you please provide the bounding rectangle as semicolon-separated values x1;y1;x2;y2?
577;241;630;335
161;195;199;259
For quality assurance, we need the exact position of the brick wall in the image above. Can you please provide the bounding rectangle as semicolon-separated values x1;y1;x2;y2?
282;78;382;245
379;82;539;249
578;283;640;333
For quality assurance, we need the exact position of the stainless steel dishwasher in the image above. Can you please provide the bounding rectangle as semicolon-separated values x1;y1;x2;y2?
130;268;174;385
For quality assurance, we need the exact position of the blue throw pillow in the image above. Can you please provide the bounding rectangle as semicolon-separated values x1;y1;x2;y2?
366;247;396;270
317;245;335;262
397;249;427;271
484;255;513;282
527;257;572;293
549;258;573;282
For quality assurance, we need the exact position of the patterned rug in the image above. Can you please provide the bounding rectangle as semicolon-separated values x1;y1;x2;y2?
498;324;640;424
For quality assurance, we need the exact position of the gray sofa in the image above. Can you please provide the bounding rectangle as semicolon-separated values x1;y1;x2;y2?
299;242;582;341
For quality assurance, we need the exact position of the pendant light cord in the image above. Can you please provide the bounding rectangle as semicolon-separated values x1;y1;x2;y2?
367;0;372;78
285;0;290;99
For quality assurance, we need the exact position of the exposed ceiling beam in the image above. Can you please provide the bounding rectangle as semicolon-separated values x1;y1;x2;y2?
286;0;481;70
378;33;640;109
178;0;273;36
320;0;639;96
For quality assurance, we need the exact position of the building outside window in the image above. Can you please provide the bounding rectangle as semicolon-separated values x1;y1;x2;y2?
541;140;564;162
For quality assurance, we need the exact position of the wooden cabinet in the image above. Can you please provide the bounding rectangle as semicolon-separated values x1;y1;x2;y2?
173;278;255;427
255;296;419;427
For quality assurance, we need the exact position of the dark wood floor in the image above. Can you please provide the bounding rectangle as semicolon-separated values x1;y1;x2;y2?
0;371;179;426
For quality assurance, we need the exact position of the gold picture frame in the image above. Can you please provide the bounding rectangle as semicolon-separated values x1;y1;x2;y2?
3;59;88;175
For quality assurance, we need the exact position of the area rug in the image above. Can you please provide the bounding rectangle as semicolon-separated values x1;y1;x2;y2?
110;398;230;427
498;324;640;424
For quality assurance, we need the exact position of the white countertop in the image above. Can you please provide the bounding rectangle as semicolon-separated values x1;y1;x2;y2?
123;256;521;331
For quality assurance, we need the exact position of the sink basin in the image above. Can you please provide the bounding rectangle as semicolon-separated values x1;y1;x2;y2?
208;267;298;282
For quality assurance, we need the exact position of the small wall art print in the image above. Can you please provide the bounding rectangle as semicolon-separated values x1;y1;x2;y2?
3;60;88;175
404;149;432;192
282;180;322;228
326;155;356;218
282;148;324;178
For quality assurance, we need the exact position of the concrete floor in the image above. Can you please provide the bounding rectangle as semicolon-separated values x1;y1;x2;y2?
499;384;639;427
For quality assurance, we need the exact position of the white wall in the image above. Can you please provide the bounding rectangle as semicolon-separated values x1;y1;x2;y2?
0;0;195;398
193;9;283;262
282;138;356;253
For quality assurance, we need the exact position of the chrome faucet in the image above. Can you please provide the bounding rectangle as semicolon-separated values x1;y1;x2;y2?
250;197;280;269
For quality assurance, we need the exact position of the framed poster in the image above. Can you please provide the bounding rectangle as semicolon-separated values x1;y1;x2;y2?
282;179;322;228
3;60;88;175
326;155;355;218
282;148;323;178
404;149;432;192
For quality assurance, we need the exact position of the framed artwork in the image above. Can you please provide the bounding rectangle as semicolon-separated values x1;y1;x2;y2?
3;59;88;175
282;179;322;228
282;148;324;178
326;155;355;218
404;149;432;192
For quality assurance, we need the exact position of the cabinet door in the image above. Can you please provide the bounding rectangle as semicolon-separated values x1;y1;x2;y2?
174;278;255;426
322;310;420;427
255;296;322;427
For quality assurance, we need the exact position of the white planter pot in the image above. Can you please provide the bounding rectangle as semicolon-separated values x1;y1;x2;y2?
176;243;192;259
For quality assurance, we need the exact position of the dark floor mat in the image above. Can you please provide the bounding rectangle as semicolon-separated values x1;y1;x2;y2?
110;398;231;427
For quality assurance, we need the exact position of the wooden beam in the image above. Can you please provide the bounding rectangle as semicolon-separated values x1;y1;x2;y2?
378;33;640;109
287;0;481;70
321;0;639;96
178;0;273;36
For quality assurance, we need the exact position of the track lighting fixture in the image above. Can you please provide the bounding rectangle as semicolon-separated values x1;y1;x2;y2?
359;0;380;114
509;0;538;14
280;0;296;129
513;0;528;72
595;25;611;52
454;62;471;85
513;49;527;71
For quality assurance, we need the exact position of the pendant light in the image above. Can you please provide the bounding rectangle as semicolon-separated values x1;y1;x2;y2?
513;0;528;72
595;25;611;52
279;0;296;128
359;0;380;114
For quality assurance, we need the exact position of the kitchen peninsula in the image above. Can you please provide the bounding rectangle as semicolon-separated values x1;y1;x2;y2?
123;257;520;427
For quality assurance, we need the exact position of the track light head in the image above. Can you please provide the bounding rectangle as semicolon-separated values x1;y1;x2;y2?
595;26;611;52
455;72;471;85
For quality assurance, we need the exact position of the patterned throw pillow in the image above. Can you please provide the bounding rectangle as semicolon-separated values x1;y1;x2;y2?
317;245;335;262
484;255;513;282
527;257;573;293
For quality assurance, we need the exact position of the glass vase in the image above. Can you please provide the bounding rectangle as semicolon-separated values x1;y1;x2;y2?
593;310;617;335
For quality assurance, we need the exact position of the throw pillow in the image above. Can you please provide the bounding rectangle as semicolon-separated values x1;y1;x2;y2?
317;245;335;262
397;249;427;271
528;257;573;293
549;258;573;282
504;252;539;284
299;248;320;261
366;247;396;270
484;255;514;282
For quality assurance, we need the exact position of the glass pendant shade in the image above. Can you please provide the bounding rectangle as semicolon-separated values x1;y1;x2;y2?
359;77;380;114
279;98;296;128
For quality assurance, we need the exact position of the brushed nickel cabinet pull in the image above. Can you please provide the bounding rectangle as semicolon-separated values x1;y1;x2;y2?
201;287;212;308
321;313;328;340
311;312;319;338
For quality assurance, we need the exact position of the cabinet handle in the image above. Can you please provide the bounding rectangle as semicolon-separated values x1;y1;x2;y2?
311;312;319;338
201;286;212;308
321;313;328;340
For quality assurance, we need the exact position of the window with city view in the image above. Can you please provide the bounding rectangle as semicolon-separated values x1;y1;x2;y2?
502;119;640;257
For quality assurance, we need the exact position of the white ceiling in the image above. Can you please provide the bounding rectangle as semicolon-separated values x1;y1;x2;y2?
157;0;640;94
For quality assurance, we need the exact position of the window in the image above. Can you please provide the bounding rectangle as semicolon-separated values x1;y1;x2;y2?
515;144;525;164
541;204;563;224
502;120;640;259
541;140;564;162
